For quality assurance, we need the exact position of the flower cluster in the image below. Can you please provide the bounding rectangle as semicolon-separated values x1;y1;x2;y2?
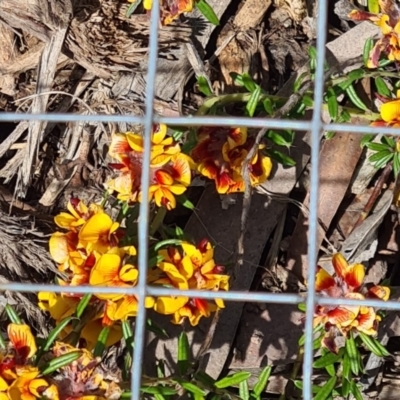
106;124;194;210
138;0;194;25
349;0;400;67
149;239;230;326
370;89;400;128
314;253;390;352
39;198;144;349
191;126;273;194
0;323;118;400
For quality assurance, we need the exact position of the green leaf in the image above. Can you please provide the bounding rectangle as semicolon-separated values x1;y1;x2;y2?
239;378;250;400
394;152;400;177
381;135;396;147
266;130;292;147
314;376;337;400
263;98;274;115
378;58;393;67
294;72;309;92
75;294;92;319
5;305;22;324
368;149;393;162
298;303;306;312
325;363;336;377
345;331;359;376
196;0;219;25
325;131;335;140
302;95;314;107
0;333;5;350
342;378;350;397
368;0;380;13
293;380;323;394
313;348;344;368
342;353;351;380
157;361;165;378
241;73;258;92
363;38;374;65
348;69;365;81
175;379;206;396
230;72;244;87
308;46;317;60
122;320;134;351
176;194;196;210
266;149;296;167
93;326;110;358
359;332;390;357
215;372;252;389
252;366;271;396
327;88;339;121
195;370;216;387
140;386;177;395
41;351;81;375
360;134;375;147
365;142;392;151
126;0;142;17
178;332;190;375
373;152;394;170
197;76;213;96
41;317;73;353
154;239;183;252
375;77;392;97
246;85;262;117
345;84;368;111
146;318;169;339
350;381;363;400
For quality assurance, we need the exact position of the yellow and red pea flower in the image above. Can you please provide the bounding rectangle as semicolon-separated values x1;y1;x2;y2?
314;253;390;351
138;0;194;26
150;239;230;326
106;125;195;209
349;0;400;67
191;126;272;194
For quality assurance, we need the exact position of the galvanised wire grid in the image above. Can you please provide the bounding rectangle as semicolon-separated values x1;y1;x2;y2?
0;0;399;398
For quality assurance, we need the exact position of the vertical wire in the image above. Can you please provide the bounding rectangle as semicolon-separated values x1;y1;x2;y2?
302;0;329;398
130;1;160;398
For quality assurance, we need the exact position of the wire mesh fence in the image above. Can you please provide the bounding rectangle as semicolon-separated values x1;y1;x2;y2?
0;0;399;398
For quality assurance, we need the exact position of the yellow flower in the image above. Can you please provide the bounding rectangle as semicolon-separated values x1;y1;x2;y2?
38;292;78;321
8;367;52;400
349;0;400;67
89;253;138;300
191;126;272;194
7;324;37;363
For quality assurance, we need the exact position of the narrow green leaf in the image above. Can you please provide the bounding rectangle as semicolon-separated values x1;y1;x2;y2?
348;69;365;81
154;239;183;251
293;380;323;394
314;376;337;400
140;386;177;395
195;370;216;387
42;317;73;352
359;332;390;357
215;372;252;389
345;332;359;376
373;152;394;170
298;303;306;312
41;351;81;375
325;131;335;139
308;46;317;60
342;378;350;397
302;95;314;107
230;72;244;87
368;149;393;162
178;332;190;375
263;98;274;115
126;0;142;17
381;135;396;147
252;366;271;396
350;381;363;400
266;149;296;167
176;379;206;396
5;305;22;324
375;77;392;97
313;348;344;368
366;142;391;151
342;353;351;380
360;134;375;147
93;326;110;358
176;194;196;210
0;333;6;350
75;294;92;319
346;84;368;111
122;320;134;352
325;363;336;377
394;152;400;177
157;361;165;378
327;88;339;121
146;318;169;339
196;0;219;25
294;72;309;92
267;130;292;147
246;86;262;117
239;378;250;400
363;38;374;65
241;73;258;92
197;76;213;96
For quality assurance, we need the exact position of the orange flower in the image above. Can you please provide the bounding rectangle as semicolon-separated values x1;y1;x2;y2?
7;324;37;364
370;89;400;128
192;126;272;194
349;0;400;67
141;0;194;25
150;239;229;326
313;253;390;351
